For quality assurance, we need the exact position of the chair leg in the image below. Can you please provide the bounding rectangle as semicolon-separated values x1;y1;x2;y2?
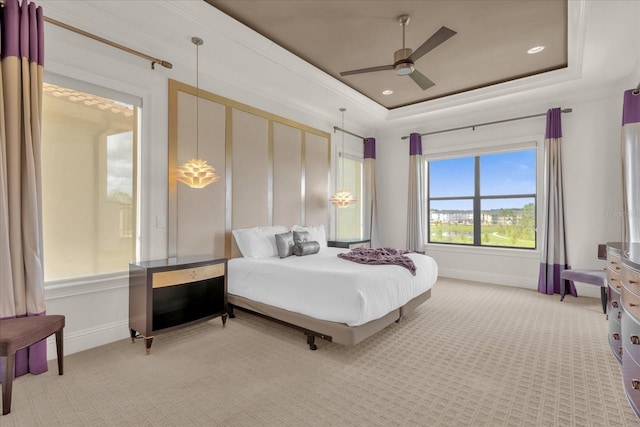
55;328;64;375
560;279;567;301
2;354;15;415
601;286;607;314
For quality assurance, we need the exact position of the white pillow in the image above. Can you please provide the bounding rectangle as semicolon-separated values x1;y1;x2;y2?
292;224;327;248
232;225;288;258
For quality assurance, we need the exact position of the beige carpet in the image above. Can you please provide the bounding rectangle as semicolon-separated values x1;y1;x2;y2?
2;278;638;426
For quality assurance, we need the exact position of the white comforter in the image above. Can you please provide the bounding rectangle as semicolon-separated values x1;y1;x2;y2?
228;248;438;326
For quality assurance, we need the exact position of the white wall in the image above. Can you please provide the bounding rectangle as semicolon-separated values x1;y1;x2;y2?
375;83;631;295
35;0;639;358
40;8;366;357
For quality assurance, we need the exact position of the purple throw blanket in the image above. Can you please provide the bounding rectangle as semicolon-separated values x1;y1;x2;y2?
338;247;416;275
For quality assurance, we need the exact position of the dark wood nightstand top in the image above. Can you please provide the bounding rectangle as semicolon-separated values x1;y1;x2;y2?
327;239;371;249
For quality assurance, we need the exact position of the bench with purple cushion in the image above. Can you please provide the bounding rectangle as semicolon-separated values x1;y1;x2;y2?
560;269;607;313
0;314;65;415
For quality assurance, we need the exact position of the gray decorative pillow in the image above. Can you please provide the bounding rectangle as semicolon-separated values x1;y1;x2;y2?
275;231;295;258
293;240;320;256
293;230;311;244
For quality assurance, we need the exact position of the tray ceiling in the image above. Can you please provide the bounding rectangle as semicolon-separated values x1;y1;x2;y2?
205;0;567;110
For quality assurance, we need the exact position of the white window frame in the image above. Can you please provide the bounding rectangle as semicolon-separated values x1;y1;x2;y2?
42;72;142;286
424;135;544;256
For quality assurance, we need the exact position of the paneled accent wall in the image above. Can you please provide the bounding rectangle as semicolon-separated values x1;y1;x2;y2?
168;79;330;260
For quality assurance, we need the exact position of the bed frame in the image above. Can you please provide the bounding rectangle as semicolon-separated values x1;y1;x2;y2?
227;290;431;350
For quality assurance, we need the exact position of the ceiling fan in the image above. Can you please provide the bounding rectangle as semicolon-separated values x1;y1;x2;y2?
339;15;456;91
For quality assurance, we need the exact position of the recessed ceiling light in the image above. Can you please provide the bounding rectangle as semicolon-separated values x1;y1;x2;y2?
382;89;393;95
527;46;545;54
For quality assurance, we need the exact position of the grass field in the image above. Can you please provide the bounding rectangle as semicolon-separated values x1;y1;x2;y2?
429;223;535;248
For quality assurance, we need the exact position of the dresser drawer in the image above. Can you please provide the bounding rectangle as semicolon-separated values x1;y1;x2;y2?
608;253;622;272
622;285;640;318
622;349;640;418
623;264;640;295
623;312;640;366
152;263;225;288
609;337;623;363
608;268;622;290
608;317;622;348
609;282;621;305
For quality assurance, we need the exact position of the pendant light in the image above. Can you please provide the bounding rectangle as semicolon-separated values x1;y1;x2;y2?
175;37;220;189
331;108;355;208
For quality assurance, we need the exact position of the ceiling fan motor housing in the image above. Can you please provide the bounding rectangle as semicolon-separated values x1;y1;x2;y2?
394;48;414;75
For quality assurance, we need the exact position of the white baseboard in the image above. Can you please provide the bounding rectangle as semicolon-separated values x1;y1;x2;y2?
46;319;129;360
437;267;602;299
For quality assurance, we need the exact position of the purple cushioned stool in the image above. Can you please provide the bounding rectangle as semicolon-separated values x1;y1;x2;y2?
0;315;65;415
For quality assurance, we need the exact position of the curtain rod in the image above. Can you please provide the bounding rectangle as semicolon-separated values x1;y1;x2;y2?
43;16;173;70
333;126;365;141
400;108;573;140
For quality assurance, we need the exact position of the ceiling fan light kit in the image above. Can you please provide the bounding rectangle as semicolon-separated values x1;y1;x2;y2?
339;14;456;91
393;48;414;76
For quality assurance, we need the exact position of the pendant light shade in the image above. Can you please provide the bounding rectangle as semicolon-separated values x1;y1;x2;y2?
331;107;355;208
175;158;219;188
177;37;220;189
331;189;356;208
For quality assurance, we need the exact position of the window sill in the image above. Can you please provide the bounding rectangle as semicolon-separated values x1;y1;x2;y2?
426;243;540;259
45;271;128;300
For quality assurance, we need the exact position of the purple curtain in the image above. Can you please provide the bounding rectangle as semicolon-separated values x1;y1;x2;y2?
537;108;575;296
363;138;379;247
407;133;425;252
0;0;48;377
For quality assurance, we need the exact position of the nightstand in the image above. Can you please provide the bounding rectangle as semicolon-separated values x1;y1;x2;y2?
129;255;227;354
327;239;371;249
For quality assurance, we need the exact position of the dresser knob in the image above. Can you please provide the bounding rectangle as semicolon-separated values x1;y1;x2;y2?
612;301;619;308
632;380;640;390
631;303;638;307
631;336;640;345
613;333;620;340
630;280;638;284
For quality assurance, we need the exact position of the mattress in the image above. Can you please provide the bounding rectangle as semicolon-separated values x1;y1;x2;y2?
228;247;438;326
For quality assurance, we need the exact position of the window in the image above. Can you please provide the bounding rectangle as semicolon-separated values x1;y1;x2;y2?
336;153;363;239
427;149;536;249
42;80;139;281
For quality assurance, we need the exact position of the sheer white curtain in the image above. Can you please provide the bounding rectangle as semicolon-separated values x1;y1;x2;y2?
622;88;640;262
363;137;379;247
406;133;425;252
537;108;574;296
0;0;48;376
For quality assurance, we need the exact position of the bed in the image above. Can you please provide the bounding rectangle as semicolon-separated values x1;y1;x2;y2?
227;225;438;350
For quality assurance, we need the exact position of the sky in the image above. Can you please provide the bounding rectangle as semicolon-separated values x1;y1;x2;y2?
428;149;536;210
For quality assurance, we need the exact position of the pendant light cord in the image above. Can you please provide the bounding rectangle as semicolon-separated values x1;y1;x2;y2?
195;41;200;159
192;37;204;159
340;108;346;189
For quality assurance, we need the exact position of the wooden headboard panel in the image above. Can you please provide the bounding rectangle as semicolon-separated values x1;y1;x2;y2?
168;79;331;260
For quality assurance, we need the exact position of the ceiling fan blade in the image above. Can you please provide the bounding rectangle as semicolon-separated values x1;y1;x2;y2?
340;64;394;76
408;26;457;63
409;69;435;91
